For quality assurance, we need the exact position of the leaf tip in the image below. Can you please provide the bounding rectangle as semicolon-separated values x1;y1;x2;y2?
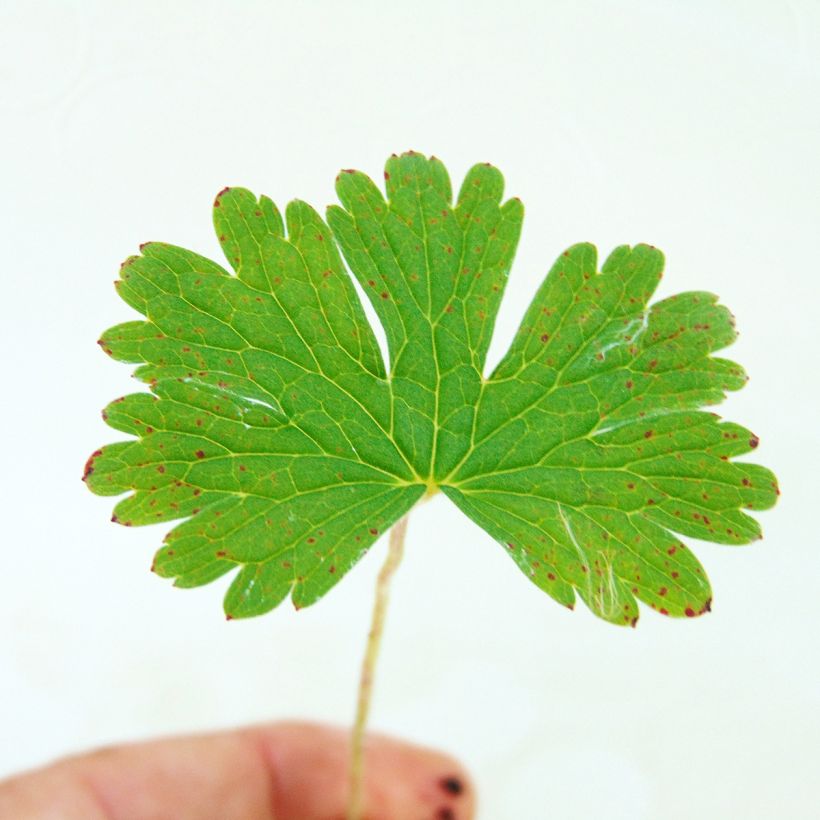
214;187;231;207
83;449;102;481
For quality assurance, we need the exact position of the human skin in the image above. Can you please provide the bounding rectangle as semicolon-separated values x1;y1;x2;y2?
0;722;474;820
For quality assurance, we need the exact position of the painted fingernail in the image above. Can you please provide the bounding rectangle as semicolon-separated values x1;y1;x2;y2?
439;775;464;796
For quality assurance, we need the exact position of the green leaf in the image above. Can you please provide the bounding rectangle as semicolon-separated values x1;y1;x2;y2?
85;152;778;624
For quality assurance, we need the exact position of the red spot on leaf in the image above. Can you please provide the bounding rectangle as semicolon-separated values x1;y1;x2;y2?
83;449;103;480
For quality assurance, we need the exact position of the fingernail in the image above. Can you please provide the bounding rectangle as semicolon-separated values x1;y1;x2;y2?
439;775;464;796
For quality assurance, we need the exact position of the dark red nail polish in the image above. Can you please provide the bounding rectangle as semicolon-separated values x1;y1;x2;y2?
439;775;464;796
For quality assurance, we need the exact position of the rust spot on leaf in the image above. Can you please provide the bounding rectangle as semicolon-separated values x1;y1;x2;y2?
83;449;103;480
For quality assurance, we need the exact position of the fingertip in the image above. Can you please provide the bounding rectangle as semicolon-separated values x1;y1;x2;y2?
253;721;475;820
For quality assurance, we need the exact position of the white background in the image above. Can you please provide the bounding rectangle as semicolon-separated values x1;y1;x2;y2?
2;2;819;818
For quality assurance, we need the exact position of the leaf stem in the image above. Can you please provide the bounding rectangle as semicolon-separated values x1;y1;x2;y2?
347;513;410;820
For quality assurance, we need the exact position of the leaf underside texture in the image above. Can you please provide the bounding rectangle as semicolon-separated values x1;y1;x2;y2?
84;152;778;625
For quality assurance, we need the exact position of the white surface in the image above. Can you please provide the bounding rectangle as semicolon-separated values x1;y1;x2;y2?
1;1;819;817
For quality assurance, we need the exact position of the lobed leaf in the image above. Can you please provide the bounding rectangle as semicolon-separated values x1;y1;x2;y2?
85;152;778;624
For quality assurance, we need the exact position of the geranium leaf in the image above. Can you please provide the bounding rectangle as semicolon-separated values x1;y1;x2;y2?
85;152;778;624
